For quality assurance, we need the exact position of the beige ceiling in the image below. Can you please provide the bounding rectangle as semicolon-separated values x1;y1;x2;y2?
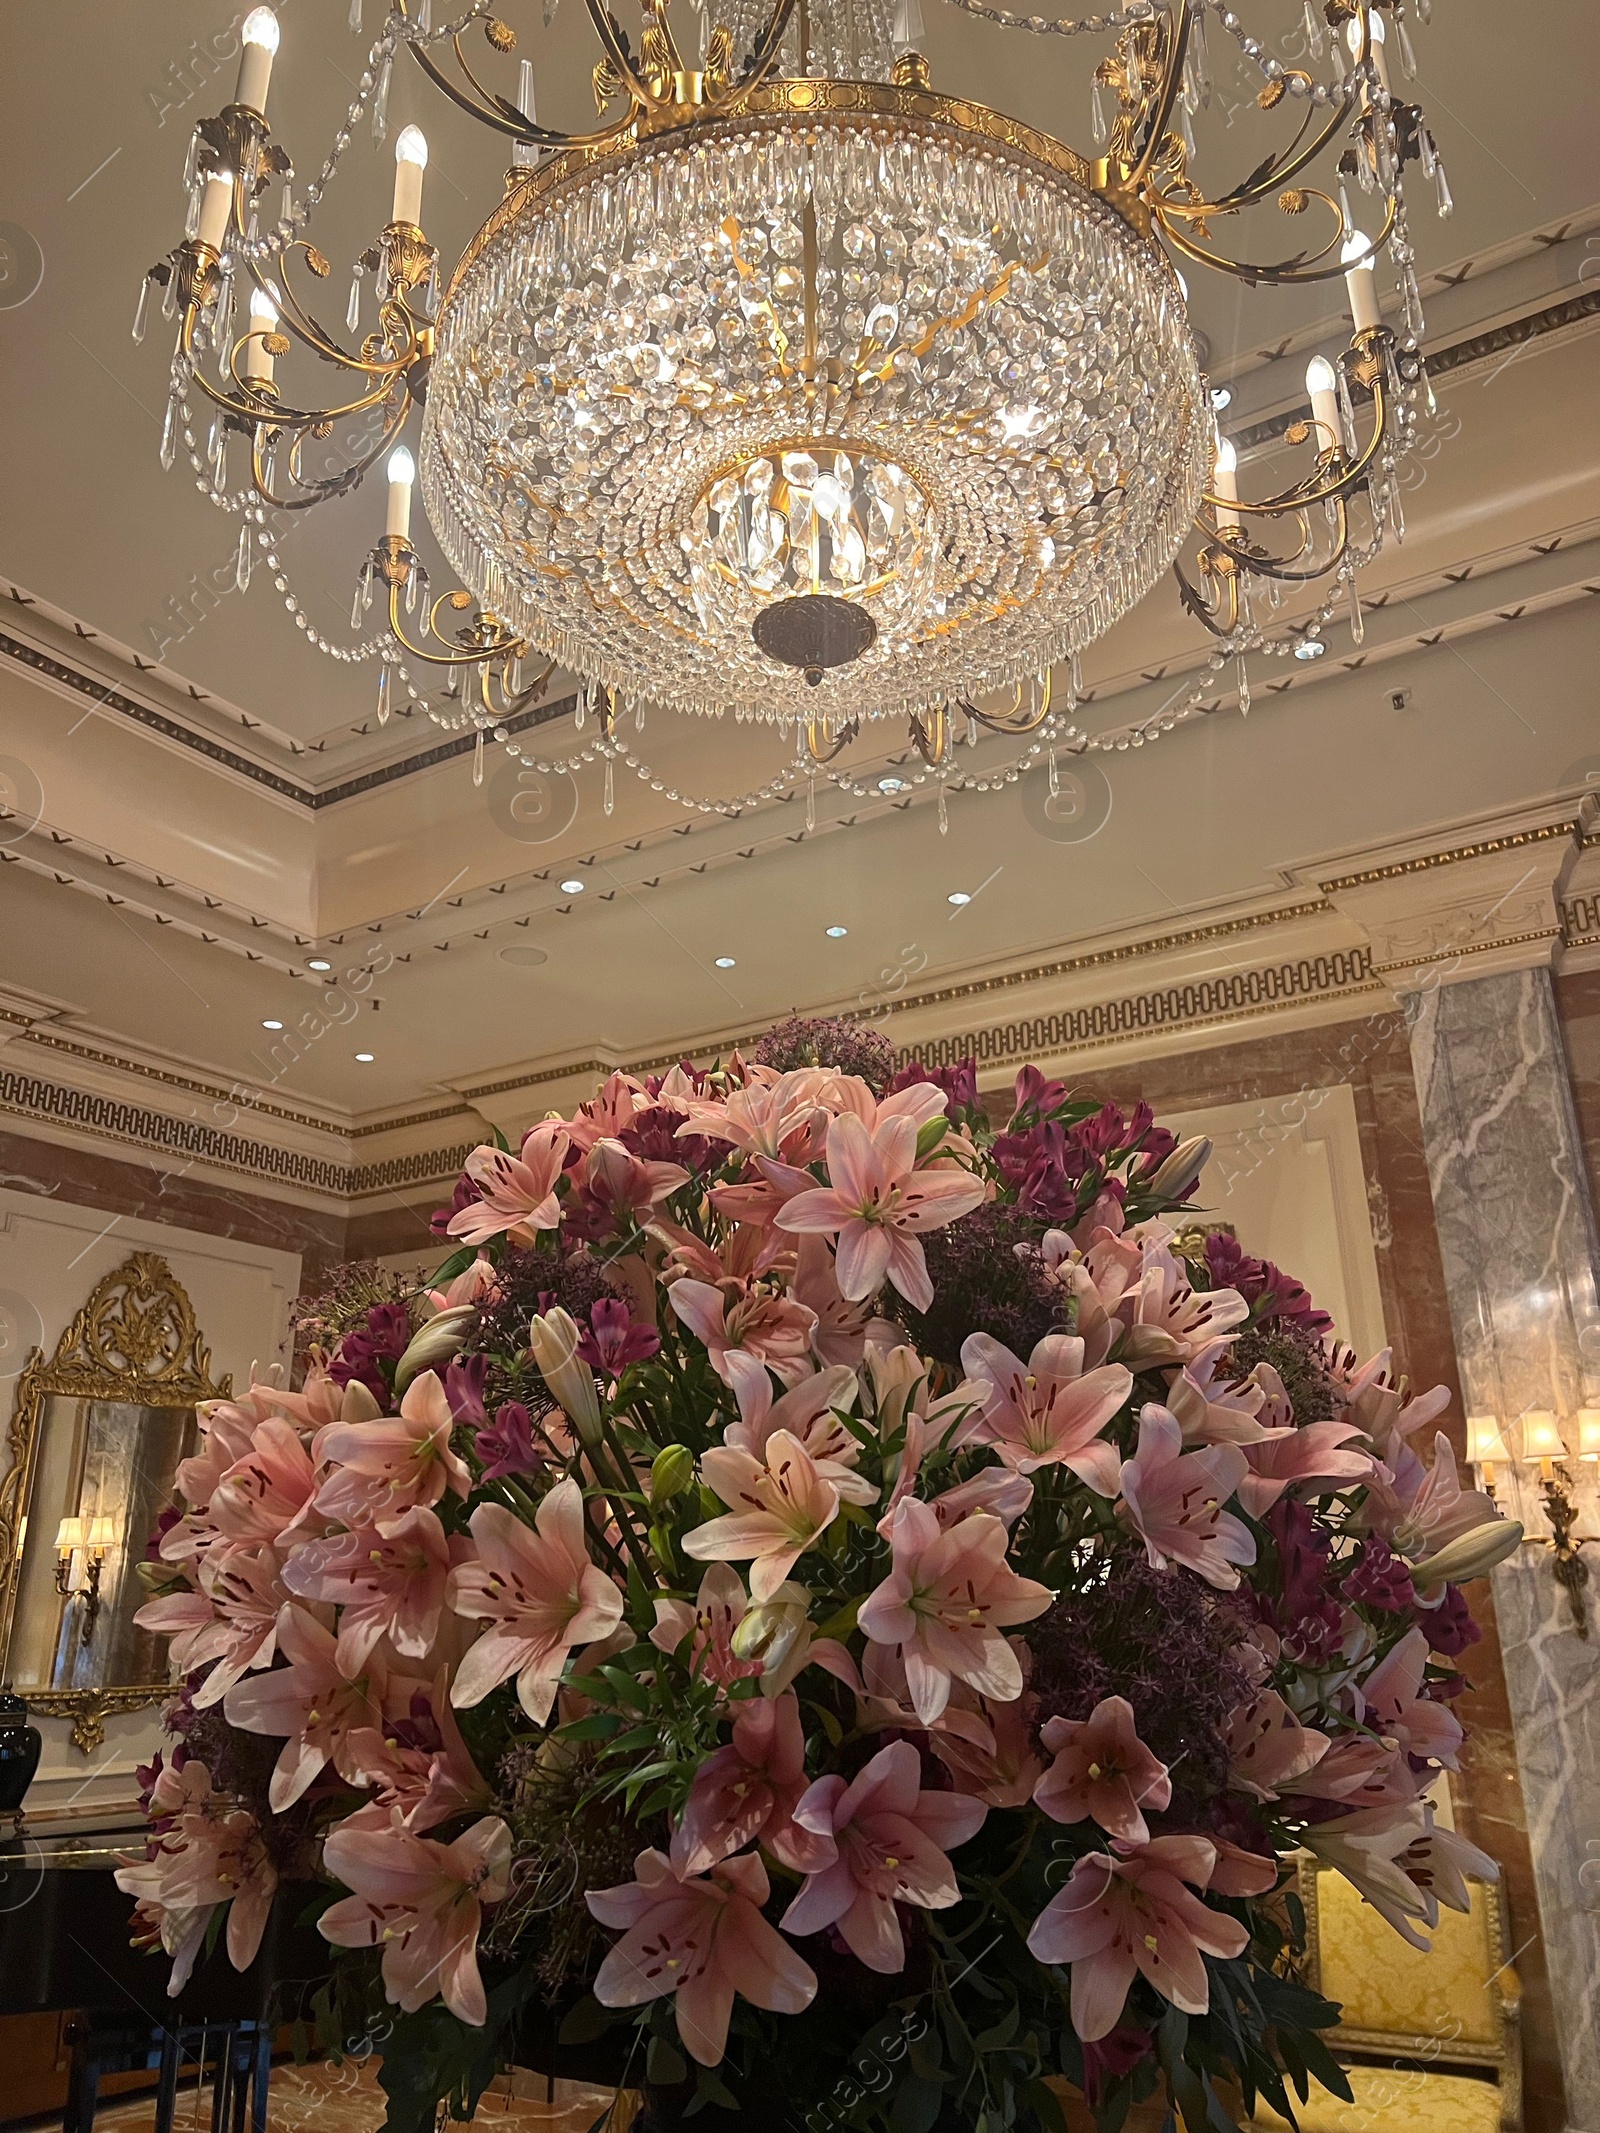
0;0;1597;1125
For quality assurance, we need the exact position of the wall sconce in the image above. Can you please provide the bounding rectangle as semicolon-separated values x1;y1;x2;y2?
1515;1412;1594;1640
1466;1415;1514;1496
54;1515;114;1645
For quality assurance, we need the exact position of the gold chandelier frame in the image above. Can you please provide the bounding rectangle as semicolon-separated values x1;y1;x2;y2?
143;0;1431;773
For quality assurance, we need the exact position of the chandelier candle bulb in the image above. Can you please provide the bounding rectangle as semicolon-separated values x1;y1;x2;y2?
1305;356;1342;454
392;126;428;226
386;445;415;539
197;169;233;252
235;8;280;114
1347;8;1390;93
243;287;279;383
1342;231;1382;331
1213;437;1242;534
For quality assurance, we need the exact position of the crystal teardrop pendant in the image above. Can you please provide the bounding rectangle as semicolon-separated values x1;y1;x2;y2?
372;51;392;142
937;780;949;835
1048;747;1059;796
1069;649;1084;704
1395;13;1418;76
417;0;431;30
805;773;816;831
348;0;362;29
1236;656;1250;717
131;276;151;344
1434;157;1454;217
236;521;252;592
377;663;392;723
473;729;485;786
1348;577;1365;644
160;388;180;471
346;272;361;335
604;755;615;816
1090;77;1109;148
351;571;367;630
1303;0;1323;57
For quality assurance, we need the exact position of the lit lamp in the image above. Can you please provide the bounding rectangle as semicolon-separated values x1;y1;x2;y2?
1466;1414;1513;1494
386;445;416;540
243;287;279;388
1517;1411;1595;1640
1305;356;1343;457
1574;1407;1600;1461
196;168;234;254
392;126;429;228
53;1515;112;1643
1342;231;1382;332
235;8;280;116
1518;1408;1566;1479
1346;7;1391;92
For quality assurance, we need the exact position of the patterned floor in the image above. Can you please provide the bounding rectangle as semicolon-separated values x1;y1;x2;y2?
88;2060;623;2133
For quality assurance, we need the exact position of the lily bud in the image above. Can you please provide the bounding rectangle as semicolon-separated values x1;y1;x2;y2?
529;1306;603;1446
1411;1519;1524;1591
649;1443;695;1507
1144;1135;1212;1201
1114;1325;1188;1368
393;1304;477;1394
731;1581;811;1672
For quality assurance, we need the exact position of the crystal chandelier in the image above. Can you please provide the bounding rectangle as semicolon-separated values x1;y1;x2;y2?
137;0;1448;811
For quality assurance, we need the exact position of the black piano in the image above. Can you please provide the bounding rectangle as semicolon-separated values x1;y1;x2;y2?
0;1829;328;2132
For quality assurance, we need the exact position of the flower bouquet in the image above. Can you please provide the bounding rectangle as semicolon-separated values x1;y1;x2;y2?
123;1018;1522;2133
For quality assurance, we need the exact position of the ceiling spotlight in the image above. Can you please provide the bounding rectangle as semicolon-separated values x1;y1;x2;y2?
307;957;332;972
262;1018;284;1030
498;944;548;966
947;891;972;906
826;925;848;938
1294;638;1327;661
878;776;908;794
714;956;737;968
355;1051;376;1063
1209;385;1232;411
560;878;585;894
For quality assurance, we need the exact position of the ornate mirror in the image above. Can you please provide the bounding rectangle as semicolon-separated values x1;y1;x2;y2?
0;1253;229;1752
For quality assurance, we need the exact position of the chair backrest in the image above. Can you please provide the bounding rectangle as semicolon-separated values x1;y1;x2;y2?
1302;1862;1515;2074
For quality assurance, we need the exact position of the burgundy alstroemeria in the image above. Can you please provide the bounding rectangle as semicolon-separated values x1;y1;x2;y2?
576;1298;660;1379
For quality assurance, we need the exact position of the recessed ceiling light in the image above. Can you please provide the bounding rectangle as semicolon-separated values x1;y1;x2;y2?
498;944;549;966
878;776;908;794
560;878;585;894
307;957;332;972
261;1018;284;1030
947;891;972;906
1210;385;1233;411
355;1051;375;1063
714;956;737;968
826;925;848;938
1294;638;1327;661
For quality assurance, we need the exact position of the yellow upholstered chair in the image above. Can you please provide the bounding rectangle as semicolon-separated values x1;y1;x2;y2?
1254;1863;1521;2133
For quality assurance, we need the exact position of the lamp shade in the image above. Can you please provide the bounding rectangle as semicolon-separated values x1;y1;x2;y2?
1465;1415;1513;1467
1518;1410;1566;1462
54;1517;84;1553
86;1516;116;1551
1575;1408;1600;1459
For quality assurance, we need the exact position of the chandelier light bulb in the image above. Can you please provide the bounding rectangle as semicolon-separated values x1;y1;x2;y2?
1305;355;1343;451
386;445;416;539
244;285;280;383
1342;230;1382;330
1212;436;1241;534
1346;7;1390;89
393;126;429;225
236;8;280;113
197;168;233;252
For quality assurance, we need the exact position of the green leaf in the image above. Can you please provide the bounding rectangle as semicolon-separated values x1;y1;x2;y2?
1024;2078;1069;2133
647;2035;688;2085
890;2074;945;2133
559;1994;624;2046
816;1597;862;1640
557;1711;622;1741
975;2005;1020;2053
694;2066;740;2111
426;1244;479;1287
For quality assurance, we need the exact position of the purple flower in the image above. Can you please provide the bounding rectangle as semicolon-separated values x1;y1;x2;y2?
1080;2026;1154;2107
753;1015;897;1094
1008;1064;1069;1131
1205;1232;1332;1337
1417;1583;1482;1657
575;1298;660;1379
431;1171;479;1238
146;1504;182;1563
329;1301;414;1401
474;1401;548;1482
444;1353;491;1427
887;1057;980;1125
1341;1539;1417;1614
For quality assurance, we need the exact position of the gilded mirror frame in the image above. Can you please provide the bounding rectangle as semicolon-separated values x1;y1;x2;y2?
0;1252;230;1752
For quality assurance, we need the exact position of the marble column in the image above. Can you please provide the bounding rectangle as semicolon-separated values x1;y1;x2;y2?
1406;964;1600;2133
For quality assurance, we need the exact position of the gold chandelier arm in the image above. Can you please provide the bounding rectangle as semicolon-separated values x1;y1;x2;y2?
959;667;1053;734
1160;85;1361;221
1173;554;1240;639
1158;193;1396;287
1198;375;1388;534
237;249;405;376
731;0;802;93
264;399;412;509
1123;1;1190;198
583;0;673;112
908;707;948;765
805;718;860;764
402;20;647;146
384;575;525;668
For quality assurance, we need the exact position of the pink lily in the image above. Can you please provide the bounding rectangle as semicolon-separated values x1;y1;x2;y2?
671;1691;824;1875
1237;1417;1374;1517
588;1848;817;2067
1331;1347;1453;1464
115;1762;277;1995
223;1604;387;1809
1027;1836;1249;2041
140;1543;288;1709
319;1815;512;2025
1358;1625;1464;1770
792;1233;879;1366
314;1369;472;1527
207;1418;318;1548
1360;1433;1498;1562
1034;1696;1172;1845
724;1365;876;1506
1165;1341;1274;1447
1280;1732;1411;1808
281;1505;454;1674
957;1332;1132;1486
1223;1690;1331;1801
448;1483;625;1722
1116;1405;1256;1591
1117;1249;1249;1367
445;1127;569;1247
578;1136;690;1225
930;1664;1046;1808
684;1431;841;1601
176;1394;272;1511
343;1671;493;1834
675;1070;832;1160
649;1562;763;1689
776;1109;987;1313
564;1070;652;1150
1300;1802;1445;1950
780;1739;987;1972
667;1276;818;1403
857;1498;1053;1725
